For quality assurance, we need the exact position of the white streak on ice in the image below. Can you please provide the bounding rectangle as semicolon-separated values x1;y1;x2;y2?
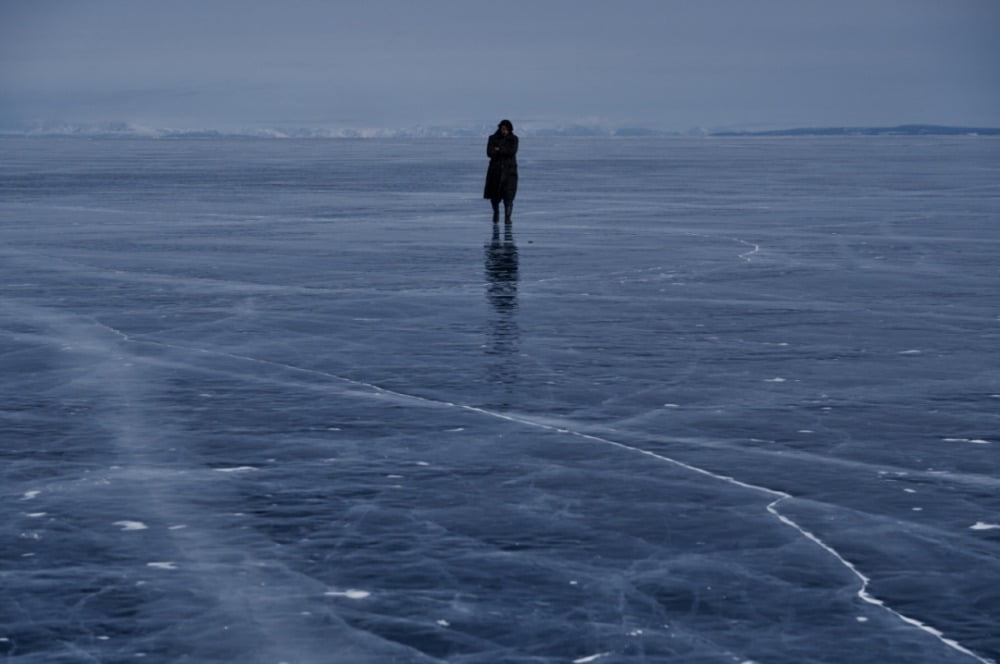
573;653;612;663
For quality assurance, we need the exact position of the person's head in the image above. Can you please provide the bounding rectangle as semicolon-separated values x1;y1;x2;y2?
498;119;513;135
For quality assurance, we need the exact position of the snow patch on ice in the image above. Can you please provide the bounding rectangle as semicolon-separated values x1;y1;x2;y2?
113;520;148;531
147;562;177;570
324;589;370;599
943;438;992;445
970;522;1000;531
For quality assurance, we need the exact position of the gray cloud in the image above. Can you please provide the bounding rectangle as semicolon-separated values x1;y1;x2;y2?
2;0;998;132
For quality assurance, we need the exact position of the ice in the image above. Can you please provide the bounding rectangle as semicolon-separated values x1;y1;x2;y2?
2;136;999;663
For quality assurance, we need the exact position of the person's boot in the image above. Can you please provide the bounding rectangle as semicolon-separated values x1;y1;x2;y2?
503;202;512;225
491;201;500;223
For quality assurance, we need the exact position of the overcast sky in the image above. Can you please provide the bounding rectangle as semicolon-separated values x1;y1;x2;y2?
2;0;998;132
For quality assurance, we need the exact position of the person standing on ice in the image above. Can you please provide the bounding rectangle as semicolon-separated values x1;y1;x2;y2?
484;119;518;224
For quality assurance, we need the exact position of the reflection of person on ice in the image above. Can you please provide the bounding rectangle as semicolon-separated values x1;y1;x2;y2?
484;119;518;225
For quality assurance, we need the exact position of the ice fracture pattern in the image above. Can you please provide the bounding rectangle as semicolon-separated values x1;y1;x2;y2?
2;136;999;663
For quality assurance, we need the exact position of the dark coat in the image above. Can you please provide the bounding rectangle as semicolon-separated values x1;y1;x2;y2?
483;132;518;201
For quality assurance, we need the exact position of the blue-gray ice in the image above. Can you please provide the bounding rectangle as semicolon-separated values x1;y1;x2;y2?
1;136;998;663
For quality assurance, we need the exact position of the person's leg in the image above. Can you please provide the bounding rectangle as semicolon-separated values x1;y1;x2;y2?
503;178;517;224
491;199;500;223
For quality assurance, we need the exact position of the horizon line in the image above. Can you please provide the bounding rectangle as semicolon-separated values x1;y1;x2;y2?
2;122;999;139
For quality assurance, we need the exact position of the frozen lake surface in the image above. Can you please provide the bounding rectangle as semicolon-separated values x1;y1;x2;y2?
2;136;999;663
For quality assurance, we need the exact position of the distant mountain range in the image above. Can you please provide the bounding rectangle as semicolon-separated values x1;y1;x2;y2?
709;124;1000;137
2;122;997;139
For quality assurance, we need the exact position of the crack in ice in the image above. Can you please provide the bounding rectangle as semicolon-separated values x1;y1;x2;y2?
681;231;761;263
458;405;993;664
93;322;991;663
